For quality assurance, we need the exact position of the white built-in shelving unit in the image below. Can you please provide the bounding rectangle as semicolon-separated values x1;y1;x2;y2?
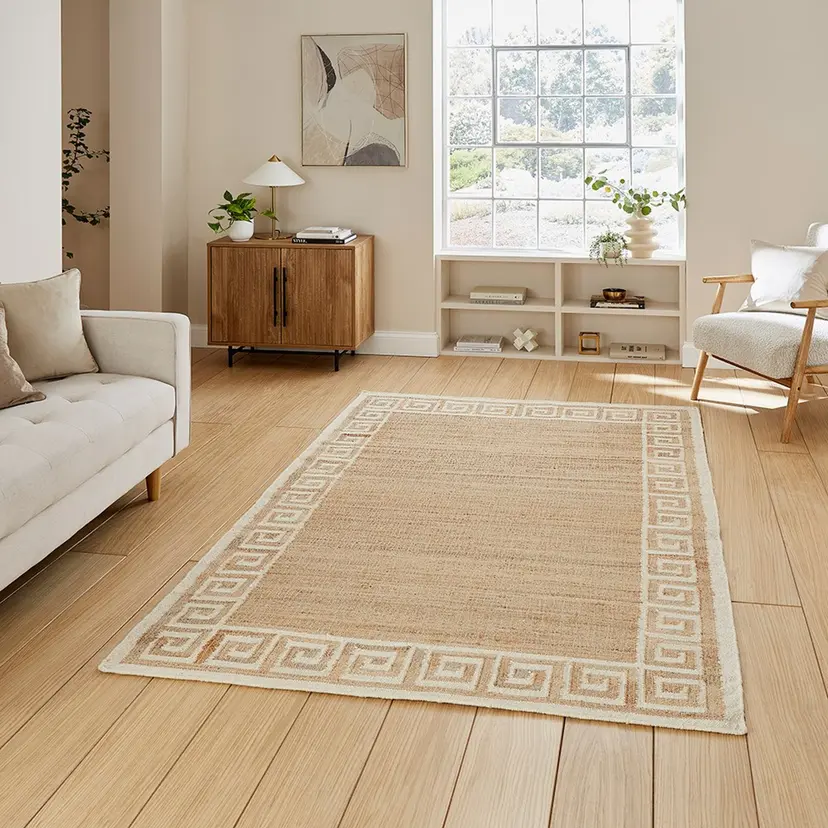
435;251;686;364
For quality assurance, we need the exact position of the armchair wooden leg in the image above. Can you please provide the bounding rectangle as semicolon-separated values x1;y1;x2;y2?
781;380;804;444
781;307;817;443
146;468;162;502
691;351;710;401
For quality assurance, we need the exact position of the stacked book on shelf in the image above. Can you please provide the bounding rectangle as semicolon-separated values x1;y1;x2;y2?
453;335;504;354
293;226;357;245
469;285;527;305
589;294;646;309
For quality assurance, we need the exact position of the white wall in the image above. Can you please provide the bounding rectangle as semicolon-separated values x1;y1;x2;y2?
0;1;63;282
684;0;828;328
186;0;434;333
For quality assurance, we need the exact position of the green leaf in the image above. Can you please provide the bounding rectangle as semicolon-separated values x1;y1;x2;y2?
641;205;652;215
223;190;233;202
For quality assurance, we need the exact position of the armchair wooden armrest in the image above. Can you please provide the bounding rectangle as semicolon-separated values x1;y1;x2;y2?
703;274;754;315
701;274;755;284
791;298;828;309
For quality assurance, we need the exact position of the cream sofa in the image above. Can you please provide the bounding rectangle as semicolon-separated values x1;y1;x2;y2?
0;310;190;590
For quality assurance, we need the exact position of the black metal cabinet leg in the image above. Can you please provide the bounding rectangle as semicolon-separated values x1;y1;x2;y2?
350;350;357;356
227;347;234;367
334;351;341;372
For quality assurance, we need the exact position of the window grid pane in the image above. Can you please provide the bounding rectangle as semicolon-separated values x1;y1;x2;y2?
445;0;683;252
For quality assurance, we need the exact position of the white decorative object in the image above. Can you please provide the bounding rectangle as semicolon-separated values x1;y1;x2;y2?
228;220;254;243
741;240;828;319
513;328;539;351
625;214;659;259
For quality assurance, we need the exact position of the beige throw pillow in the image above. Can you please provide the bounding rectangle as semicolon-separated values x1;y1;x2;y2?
0;269;99;381
0;305;45;410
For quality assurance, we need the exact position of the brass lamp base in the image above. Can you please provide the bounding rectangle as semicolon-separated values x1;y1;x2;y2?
253;231;294;240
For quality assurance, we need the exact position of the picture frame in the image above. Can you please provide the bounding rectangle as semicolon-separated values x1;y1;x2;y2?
301;33;408;167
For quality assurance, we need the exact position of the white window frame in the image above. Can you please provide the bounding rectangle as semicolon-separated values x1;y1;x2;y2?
437;0;686;255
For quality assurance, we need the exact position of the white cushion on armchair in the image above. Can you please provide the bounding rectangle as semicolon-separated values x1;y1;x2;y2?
693;311;828;378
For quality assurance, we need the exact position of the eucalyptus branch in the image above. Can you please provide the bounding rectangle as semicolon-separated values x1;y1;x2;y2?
584;171;686;217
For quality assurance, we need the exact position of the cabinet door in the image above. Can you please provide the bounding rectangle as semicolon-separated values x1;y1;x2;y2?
209;246;282;345
281;248;354;348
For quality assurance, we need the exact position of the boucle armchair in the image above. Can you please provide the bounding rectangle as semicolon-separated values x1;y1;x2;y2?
691;224;828;443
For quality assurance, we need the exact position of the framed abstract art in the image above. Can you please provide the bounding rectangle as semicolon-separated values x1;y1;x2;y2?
301;34;407;167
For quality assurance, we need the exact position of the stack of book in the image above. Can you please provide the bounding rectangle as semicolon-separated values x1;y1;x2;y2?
293;226;357;245
453;335;504;354
589;294;646;309
470;286;528;305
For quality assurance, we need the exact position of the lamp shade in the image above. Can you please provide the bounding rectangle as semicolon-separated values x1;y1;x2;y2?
243;155;305;188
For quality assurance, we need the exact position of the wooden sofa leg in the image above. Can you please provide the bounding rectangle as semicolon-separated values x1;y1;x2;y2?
146;468;162;502
690;351;709;401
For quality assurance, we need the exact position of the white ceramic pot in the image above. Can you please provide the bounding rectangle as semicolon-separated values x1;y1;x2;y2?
228;220;254;242
625;214;659;259
600;241;623;259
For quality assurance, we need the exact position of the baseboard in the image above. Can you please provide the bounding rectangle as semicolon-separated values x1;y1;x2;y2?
189;325;440;358
358;331;440;357
191;324;211;349
682;342;731;371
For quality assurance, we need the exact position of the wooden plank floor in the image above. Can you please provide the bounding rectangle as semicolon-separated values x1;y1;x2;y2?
2;350;828;827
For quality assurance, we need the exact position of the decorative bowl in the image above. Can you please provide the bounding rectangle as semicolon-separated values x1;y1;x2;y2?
602;288;627;300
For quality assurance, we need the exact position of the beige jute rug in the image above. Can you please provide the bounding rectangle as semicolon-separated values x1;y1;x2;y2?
101;392;745;734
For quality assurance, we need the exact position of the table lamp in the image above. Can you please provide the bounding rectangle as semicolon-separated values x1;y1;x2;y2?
243;155;305;239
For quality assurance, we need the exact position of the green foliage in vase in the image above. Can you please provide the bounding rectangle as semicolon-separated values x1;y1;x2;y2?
62;108;110;259
207;191;276;234
584;171;686;217
589;229;628;267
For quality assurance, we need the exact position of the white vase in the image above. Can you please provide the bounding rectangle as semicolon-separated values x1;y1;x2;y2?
625;214;659;259
228;220;254;242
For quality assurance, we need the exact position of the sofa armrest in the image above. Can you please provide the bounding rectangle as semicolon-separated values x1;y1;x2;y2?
81;311;191;453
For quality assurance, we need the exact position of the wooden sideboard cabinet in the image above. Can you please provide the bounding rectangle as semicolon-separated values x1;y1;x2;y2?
207;235;374;370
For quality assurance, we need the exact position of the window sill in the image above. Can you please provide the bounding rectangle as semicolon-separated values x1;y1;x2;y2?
435;249;686;265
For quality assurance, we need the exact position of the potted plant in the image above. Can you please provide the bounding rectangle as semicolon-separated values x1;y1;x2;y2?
589;229;628;266
207;191;275;242
584;172;686;259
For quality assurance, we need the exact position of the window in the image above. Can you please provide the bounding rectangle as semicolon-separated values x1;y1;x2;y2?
442;0;683;252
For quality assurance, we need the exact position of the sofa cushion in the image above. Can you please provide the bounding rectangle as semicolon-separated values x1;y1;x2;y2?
693;311;828;378
0;269;99;381
0;373;175;539
0;305;44;410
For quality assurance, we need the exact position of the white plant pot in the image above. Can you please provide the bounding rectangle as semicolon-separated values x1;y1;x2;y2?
625;215;659;259
228;220;254;242
600;242;623;259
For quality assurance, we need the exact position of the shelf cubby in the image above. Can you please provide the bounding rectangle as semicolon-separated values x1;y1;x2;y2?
436;251;686;364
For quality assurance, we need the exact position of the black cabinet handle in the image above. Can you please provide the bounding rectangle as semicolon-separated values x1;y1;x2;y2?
272;267;279;327
282;267;288;326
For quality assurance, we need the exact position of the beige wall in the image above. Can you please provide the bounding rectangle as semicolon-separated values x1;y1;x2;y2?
109;0;189;314
186;0;434;332
0;1;63;283
62;0;110;309
64;0;828;346
684;0;828;329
